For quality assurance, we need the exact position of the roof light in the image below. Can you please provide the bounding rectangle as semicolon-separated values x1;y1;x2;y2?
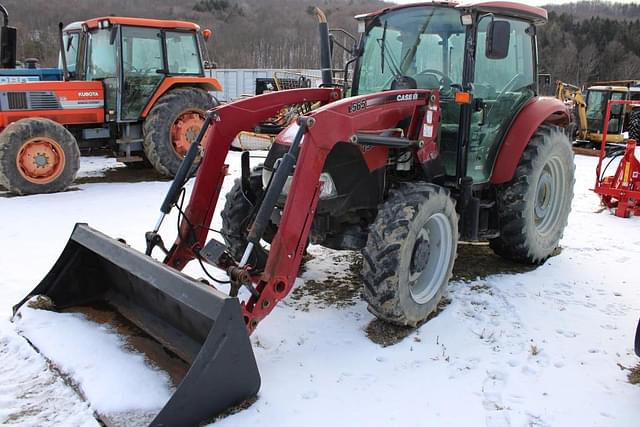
461;14;473;26
357;20;366;33
99;19;110;29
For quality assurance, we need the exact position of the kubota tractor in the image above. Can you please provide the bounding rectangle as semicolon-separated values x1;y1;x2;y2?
0;16;221;195
13;2;575;425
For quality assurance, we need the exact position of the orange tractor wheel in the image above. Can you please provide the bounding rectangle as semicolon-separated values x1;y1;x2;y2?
0;118;80;195
143;87;218;177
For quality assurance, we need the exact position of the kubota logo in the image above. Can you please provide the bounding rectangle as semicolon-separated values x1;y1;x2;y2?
396;93;418;102
78;91;99;97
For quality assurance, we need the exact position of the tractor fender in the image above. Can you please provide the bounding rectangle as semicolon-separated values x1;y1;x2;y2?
141;76;223;118
490;96;569;184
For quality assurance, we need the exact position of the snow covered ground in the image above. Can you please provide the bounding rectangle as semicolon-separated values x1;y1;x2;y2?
0;153;639;426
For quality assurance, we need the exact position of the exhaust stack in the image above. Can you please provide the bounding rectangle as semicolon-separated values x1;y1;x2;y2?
315;7;333;86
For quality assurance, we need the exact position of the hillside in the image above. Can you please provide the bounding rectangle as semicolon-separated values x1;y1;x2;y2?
2;0;640;86
540;1;640;84
1;0;387;68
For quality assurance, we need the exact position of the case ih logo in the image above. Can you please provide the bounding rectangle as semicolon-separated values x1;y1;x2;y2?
78;91;99;97
396;93;418;102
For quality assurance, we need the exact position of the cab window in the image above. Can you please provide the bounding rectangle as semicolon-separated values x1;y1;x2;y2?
166;31;202;75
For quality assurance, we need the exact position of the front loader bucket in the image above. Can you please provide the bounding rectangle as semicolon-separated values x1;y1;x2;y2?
12;223;260;426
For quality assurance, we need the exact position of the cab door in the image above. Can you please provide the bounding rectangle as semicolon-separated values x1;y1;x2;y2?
119;26;165;121
469;17;536;183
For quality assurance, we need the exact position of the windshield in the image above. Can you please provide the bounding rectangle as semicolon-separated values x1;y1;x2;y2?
59;31;80;74
356;6;465;95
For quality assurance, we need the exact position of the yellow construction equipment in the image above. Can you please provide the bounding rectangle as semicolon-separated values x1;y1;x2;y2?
555;81;629;150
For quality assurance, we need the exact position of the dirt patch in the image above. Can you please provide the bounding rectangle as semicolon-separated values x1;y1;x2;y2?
290;254;363;311
210;395;259;423
628;363;640;384
452;244;540;282
75;167;169;184
365;298;451;347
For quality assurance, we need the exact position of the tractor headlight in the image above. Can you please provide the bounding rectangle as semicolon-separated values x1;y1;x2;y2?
262;169;338;200
281;172;337;199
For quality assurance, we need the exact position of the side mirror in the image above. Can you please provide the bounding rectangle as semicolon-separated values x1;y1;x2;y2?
485;20;510;60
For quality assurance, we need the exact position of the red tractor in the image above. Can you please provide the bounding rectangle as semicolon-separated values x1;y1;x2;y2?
14;2;575;425
0;16;221;195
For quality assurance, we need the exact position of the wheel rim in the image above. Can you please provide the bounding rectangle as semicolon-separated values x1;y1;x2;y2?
16;137;66;185
170;110;204;157
534;156;565;235
409;212;453;304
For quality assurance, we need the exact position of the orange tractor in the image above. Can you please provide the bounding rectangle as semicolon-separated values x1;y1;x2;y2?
0;16;221;195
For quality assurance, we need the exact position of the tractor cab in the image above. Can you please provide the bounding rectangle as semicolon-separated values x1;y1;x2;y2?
584;85;628;136
61;17;212;122
352;2;543;183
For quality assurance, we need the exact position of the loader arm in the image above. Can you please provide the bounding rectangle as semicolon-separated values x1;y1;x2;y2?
164;87;342;269
165;88;441;333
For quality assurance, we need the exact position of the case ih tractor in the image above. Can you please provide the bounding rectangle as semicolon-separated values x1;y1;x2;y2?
0;16;221;195
13;2;575;425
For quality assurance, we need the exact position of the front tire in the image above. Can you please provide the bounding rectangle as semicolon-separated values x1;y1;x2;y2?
221;165;276;270
0;118;79;195
362;183;458;327
490;125;574;264
143;87;217;176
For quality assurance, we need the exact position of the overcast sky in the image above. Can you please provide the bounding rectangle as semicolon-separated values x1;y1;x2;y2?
392;0;640;6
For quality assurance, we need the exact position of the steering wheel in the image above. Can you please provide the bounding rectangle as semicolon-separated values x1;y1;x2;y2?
496;73;525;100
414;69;453;95
123;61;141;74
416;69;452;85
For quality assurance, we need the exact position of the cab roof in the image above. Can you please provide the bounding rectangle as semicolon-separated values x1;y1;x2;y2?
356;1;548;25
64;17;200;32
588;86;630;92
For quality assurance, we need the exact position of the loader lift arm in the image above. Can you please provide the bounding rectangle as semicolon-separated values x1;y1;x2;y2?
162;88;441;332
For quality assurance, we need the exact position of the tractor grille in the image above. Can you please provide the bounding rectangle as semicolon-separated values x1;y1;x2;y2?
7;92;27;110
3;91;61;111
27;91;61;110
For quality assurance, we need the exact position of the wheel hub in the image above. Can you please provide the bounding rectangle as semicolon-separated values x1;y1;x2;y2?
534;159;564;235
16;137;65;184
408;213;453;304
170;111;204;157
411;237;431;274
535;172;553;220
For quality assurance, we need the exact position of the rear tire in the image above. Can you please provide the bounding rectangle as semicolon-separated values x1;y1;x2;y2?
362;183;458;327
0;118;79;195
490;125;574;264
628;109;640;142
143;87;217;177
221;165;276;270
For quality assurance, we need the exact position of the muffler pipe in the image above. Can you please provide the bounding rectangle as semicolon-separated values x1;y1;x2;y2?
315;7;333;86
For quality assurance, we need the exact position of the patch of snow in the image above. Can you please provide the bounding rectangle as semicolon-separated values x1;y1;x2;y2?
0;321;99;427
13;304;173;415
76;156;125;178
0;152;638;426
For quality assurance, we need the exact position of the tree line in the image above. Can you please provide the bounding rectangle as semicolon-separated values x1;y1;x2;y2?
540;1;640;85
3;0;640;88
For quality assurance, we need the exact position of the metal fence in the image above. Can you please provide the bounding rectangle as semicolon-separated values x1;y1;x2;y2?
206;69;322;102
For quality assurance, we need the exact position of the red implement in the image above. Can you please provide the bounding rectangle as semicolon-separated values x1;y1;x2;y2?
593;100;640;218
